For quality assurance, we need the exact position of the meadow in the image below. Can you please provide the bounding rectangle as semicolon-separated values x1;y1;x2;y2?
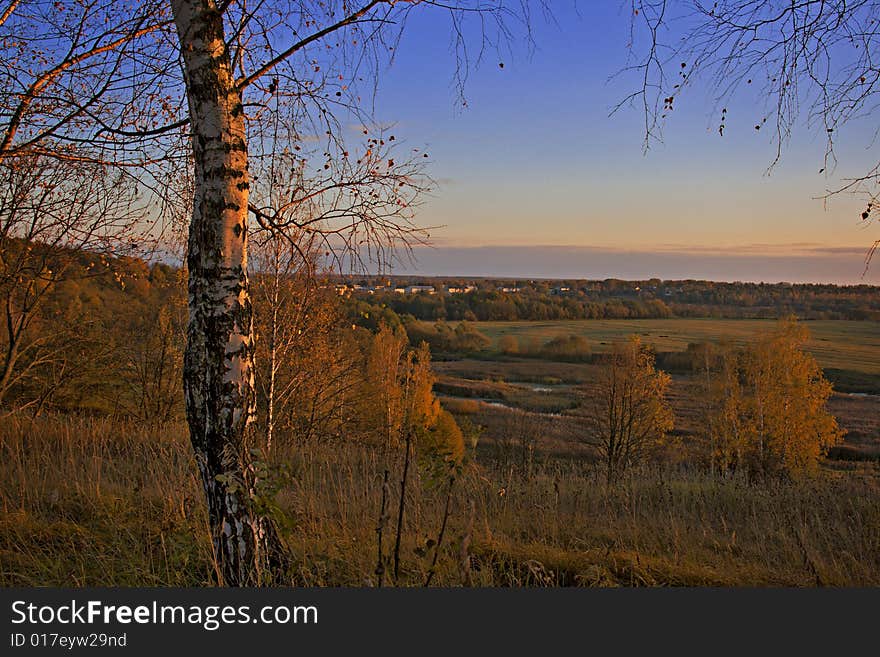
473;319;880;375
2;414;879;587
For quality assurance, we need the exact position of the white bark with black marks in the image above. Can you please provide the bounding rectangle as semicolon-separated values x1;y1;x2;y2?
172;0;284;586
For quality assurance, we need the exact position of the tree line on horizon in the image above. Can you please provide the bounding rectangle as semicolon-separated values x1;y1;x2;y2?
345;279;880;324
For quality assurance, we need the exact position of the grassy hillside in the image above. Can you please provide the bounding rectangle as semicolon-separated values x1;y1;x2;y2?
3;414;879;587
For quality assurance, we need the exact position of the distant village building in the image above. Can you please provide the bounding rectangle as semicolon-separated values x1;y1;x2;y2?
550;286;571;295
405;285;435;295
446;285;477;294
498;286;521;293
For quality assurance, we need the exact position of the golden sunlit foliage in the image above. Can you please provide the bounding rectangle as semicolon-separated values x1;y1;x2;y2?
362;323;410;447
251;254;364;449
706;318;845;479
362;325;464;464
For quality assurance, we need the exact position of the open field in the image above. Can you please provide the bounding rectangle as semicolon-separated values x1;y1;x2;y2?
472;319;880;375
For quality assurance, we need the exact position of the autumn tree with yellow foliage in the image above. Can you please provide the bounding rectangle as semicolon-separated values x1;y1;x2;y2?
362;324;463;461
706;319;844;480
363;324;465;583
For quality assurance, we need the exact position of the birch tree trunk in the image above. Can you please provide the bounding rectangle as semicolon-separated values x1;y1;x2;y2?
171;0;285;586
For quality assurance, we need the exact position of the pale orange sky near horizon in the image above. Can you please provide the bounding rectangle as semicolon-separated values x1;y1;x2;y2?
420;180;873;252
407;121;875;254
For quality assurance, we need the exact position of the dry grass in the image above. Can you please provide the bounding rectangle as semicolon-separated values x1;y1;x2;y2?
2;413;879;587
0;414;212;586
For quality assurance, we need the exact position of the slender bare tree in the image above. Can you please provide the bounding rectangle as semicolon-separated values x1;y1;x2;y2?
580;337;673;484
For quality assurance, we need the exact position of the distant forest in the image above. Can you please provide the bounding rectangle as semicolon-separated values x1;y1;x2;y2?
344;277;880;324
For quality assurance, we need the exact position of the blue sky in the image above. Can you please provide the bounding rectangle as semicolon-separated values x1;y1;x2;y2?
353;3;880;284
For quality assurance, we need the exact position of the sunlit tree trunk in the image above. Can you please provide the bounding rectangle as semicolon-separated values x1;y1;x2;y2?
172;0;284;586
